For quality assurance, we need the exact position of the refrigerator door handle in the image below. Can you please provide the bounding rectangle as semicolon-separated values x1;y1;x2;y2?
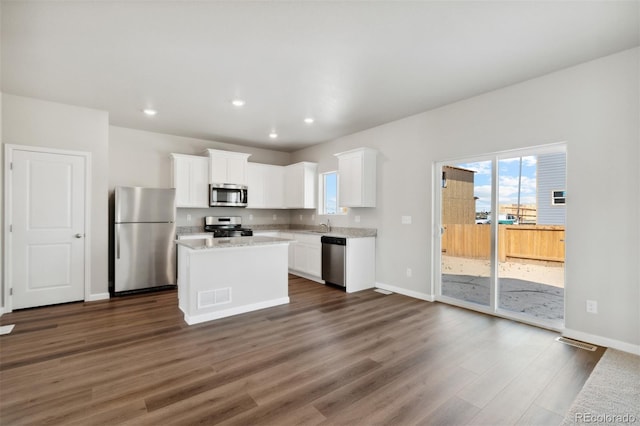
116;226;120;259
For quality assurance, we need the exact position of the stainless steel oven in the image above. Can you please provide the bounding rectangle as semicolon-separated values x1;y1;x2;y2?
209;183;248;207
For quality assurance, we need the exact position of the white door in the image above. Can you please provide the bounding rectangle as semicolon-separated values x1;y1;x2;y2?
9;148;87;309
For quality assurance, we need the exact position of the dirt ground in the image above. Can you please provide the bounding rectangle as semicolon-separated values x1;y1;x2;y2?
441;255;564;288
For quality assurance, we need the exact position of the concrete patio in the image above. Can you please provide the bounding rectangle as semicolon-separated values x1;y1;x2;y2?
442;274;564;321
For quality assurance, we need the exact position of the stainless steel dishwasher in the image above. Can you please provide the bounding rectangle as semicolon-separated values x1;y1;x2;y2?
321;236;347;287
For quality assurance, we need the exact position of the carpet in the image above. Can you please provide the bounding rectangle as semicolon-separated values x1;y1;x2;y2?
561;348;640;425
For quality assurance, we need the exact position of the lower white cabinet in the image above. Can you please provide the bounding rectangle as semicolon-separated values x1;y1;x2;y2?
270;232;322;282
293;242;321;277
344;237;376;293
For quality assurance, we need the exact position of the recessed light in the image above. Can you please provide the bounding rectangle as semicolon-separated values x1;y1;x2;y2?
304;117;314;124
231;99;245;107
142;108;158;116
269;132;278;139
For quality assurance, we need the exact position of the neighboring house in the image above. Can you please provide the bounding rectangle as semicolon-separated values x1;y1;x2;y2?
441;165;476;225
537;152;567;225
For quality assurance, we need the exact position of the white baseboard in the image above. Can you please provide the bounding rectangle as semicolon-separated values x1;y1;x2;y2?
375;282;435;302
183;297;290;326
289;270;325;284
563;328;640;355
86;292;110;302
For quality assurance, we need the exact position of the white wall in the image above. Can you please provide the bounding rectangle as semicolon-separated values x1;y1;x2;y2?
109;126;292;190
1;94;110;300
291;48;640;350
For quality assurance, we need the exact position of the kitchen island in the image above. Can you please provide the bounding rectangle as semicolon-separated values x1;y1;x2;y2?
176;236;293;325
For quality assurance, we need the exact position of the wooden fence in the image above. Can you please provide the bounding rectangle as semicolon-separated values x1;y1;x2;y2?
442;224;565;263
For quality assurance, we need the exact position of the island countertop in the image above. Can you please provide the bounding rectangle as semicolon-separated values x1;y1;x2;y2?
176;235;294;250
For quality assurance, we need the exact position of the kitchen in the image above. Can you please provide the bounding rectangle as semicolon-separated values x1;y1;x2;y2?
112;146;378;324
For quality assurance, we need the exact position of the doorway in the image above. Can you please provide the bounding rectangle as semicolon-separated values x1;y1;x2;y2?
4;144;91;311
435;144;566;329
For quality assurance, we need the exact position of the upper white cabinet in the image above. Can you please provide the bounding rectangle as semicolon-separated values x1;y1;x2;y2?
285;162;317;209
247;163;285;209
170;153;209;208
335;147;377;207
206;149;251;185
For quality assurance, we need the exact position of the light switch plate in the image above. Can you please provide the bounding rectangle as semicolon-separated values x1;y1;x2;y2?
355;215;361;223
401;215;412;225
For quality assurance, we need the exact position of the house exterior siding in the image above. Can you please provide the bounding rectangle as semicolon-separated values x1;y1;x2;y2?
537;152;566;225
441;166;476;224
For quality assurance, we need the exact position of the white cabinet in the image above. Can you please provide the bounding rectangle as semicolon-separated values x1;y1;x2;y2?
345;237;376;293
289;233;322;280
335;147;377;207
206;149;251;185
285;162;317;209
247;163;285;209
170;154;210;208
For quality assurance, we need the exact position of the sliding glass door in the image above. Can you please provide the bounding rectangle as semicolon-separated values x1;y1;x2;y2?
440;160;493;308
436;145;566;329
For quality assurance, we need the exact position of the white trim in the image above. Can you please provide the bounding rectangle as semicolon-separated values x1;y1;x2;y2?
86;293;110;302
181;297;290;325
3;144;92;313
289;270;325;284
375;282;435;302
563;328;640;356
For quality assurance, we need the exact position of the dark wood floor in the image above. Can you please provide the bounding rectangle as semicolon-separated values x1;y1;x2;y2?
1;275;604;425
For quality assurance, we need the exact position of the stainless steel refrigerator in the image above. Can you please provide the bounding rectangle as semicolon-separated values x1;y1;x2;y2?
113;186;177;294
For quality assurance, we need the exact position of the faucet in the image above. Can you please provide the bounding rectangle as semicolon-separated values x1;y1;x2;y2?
319;219;331;233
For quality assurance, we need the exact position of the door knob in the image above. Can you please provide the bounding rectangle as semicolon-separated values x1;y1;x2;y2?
75;233;84;238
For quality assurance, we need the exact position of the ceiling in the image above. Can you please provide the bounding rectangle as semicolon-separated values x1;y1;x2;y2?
1;1;638;152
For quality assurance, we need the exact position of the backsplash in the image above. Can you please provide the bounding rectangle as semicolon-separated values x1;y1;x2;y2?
175;207;292;227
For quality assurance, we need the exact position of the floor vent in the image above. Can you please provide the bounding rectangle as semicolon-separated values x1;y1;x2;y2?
374;289;393;295
198;288;232;309
0;324;15;335
555;336;598;351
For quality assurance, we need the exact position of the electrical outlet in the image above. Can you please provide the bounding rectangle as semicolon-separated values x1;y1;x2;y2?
272;214;277;221
311;214;315;221
249;214;253;221
402;215;412;225
586;300;598;314
355;215;361;223
186;214;192;223
299;214;303;221
406;268;412;278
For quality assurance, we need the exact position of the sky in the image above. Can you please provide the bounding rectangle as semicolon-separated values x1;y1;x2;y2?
325;172;338;214
457;156;537;212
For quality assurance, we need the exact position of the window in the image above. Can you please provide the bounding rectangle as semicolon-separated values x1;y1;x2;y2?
552;190;566;205
320;171;343;215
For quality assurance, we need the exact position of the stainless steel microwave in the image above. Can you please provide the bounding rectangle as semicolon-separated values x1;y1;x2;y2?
210;183;248;207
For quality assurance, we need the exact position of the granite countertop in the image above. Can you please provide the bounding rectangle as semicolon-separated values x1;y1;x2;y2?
176;235;295;250
176;225;377;239
251;225;378;238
